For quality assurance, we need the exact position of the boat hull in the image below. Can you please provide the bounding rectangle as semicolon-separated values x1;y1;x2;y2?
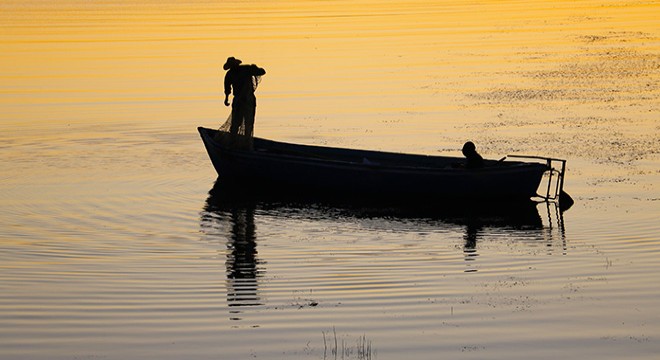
198;127;548;201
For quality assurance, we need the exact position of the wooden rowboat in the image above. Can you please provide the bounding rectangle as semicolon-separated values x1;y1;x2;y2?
198;127;570;204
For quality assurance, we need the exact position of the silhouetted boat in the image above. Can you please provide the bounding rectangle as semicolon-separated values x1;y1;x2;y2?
198;127;569;203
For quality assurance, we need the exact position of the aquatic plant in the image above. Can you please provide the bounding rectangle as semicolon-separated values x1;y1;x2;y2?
322;327;374;360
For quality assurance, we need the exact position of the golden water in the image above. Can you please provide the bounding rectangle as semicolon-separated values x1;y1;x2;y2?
1;1;659;359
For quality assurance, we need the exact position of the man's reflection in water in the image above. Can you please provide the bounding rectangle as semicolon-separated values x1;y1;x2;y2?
201;186;263;320
226;205;262;310
463;222;483;273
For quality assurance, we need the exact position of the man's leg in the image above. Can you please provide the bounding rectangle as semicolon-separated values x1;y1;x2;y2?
229;106;244;136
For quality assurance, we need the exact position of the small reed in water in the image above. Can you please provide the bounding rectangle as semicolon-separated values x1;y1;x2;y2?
322;327;374;360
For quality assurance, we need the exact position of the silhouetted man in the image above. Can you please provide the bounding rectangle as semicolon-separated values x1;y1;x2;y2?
462;141;484;169
223;57;266;142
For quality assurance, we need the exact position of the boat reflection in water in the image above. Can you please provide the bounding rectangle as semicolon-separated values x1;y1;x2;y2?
200;179;567;314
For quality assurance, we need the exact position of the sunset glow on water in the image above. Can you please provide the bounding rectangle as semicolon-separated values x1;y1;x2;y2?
1;1;659;359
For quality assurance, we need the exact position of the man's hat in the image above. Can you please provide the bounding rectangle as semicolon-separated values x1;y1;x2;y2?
223;57;242;70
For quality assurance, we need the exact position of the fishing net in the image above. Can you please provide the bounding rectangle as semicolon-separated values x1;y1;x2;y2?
215;74;262;150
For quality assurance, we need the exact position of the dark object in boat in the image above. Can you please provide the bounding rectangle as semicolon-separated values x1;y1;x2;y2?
198;127;571;205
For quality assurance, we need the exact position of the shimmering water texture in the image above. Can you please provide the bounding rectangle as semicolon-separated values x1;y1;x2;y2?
1;1;659;359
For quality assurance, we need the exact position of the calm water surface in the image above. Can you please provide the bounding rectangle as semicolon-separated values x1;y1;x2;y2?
1;1;659;359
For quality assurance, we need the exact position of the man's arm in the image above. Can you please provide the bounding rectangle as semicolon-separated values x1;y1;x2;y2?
224;72;232;106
